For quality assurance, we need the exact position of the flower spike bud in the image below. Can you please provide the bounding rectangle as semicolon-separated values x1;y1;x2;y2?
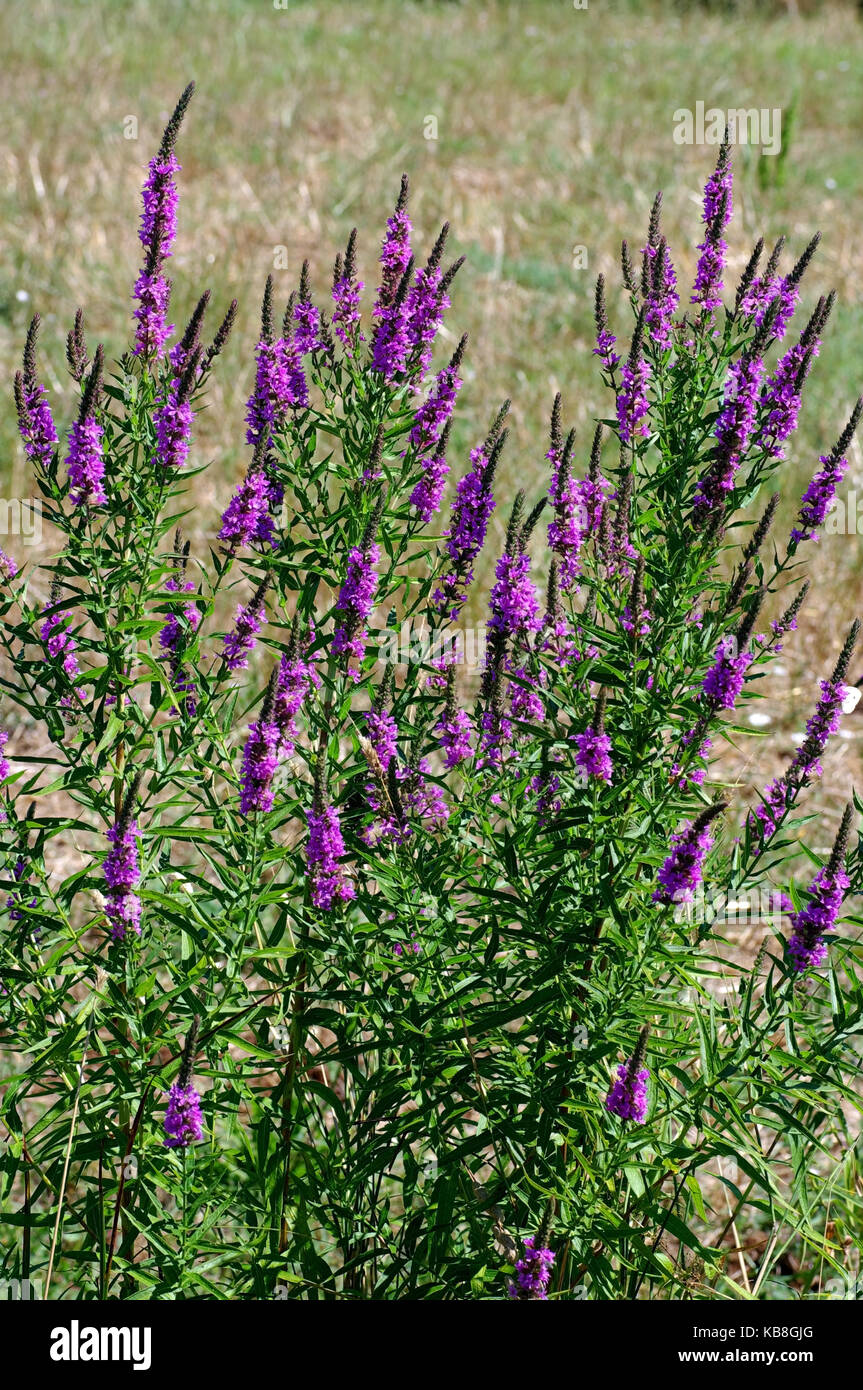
734;237;764;311
621;240;636;292
65;308;89;381
787;231;821;288
157;82;195;163
743;493;780;563
205;298;238;367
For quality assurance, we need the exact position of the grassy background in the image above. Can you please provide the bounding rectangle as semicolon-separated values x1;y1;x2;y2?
2;0;863;832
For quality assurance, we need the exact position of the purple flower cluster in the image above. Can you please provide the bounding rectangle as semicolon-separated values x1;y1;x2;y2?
788;862;849;973
487;550;541;640
14;319;58;470
654;810;720;906
404;261;448;378
547;439;607;593
616;357;652;444
66;414;106;508
153;370;196;470
437;706;472;769
701;636;752;711
219;466;277;551
594;327;621;374
507;1237;555;1301
133;150;181;358
273;627;320;756
739;272;798;339
434;445;497;619
104;813;143;942
163;1082;204;1148
605;1057;649;1123
307;801;355;910
239;716;280;816
333;537;381;681
245;336;308;449
0;549;17;582
573;726;613;784
40;600;82;685
332;276;364;352
693;355;764;518
0;730;9;781
691;144;733;317
791;453;848;544
159;572;200;715
223;584;267;672
643;240;679;349
375;193;413;313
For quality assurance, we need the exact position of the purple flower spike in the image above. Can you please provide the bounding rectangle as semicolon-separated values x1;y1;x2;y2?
219;465;277;551
643;238;679;350
654;803;725;906
223;578;269;672
333;499;384;681
332;230;365;354
132;85;193;357
40;588;82;686
239;718;280;816
605;1026;650;1122
163;1016;204;1148
245;336;307;450
307;797;355;911
593;274;621;373
104;780;143;942
273;618;320;756
605;1060;649;1124
573;688;612;784
507;1236;556;1301
434;409;506;619
163;1082;204;1148
14;316;58;471
701;635;752;711
787;805;852;973
374;176;412;314
691;139;732;319
693;353;764;519
65;346;106;508
616;314;651;445
790;402;862;544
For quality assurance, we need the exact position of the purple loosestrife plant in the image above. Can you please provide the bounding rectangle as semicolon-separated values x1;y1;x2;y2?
6;94;863;1308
